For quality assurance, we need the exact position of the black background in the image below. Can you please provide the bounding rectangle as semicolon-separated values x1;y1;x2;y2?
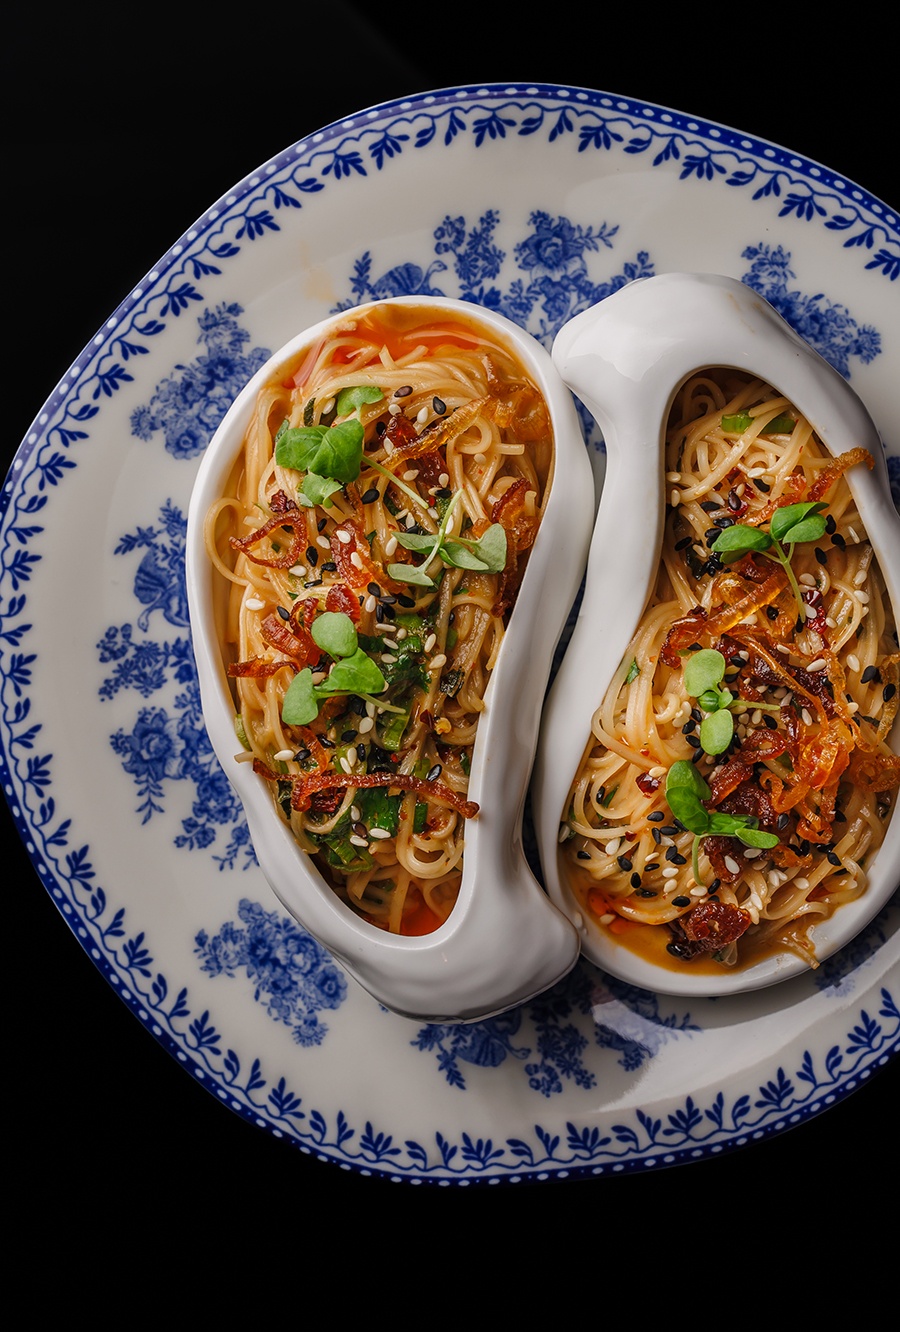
5;0;897;1289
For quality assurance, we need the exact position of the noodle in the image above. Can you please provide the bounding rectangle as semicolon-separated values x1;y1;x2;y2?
205;303;553;936
559;368;899;973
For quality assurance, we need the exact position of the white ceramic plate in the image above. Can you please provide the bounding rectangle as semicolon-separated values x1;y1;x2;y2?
4;84;897;1185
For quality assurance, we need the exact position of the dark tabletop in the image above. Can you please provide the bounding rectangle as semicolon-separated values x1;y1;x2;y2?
5;0;897;1275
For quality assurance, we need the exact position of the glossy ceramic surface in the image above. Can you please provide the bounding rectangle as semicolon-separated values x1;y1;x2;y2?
533;272;900;996
186;296;588;1021
3;85;897;1183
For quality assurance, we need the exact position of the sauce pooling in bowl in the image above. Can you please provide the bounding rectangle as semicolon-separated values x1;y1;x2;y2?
558;367;899;972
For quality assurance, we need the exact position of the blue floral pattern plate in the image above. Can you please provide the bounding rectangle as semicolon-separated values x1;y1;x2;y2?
3;84;897;1185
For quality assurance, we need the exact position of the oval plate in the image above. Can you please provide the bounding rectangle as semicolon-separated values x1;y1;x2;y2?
3;84;897;1185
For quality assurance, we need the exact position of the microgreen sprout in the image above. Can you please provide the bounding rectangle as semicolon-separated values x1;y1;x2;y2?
664;760;780;887
711;500;829;620
281;612;387;726
387;491;507;588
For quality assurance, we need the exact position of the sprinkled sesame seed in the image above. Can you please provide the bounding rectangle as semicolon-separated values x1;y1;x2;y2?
604;839;621;856
316;535;330;549
794;877;810;890
388;402;402;416
558;825;572;843
801;708;813;726
807;658;826;672
403;469;419;480
430;654;447;670
423;633;437;653
662;866;679;879
274;749;294;762
630;872;642;889
885;683;897;702
855;590;870;604
847;654;861;673
380;653;398;664
340;756;353;774
743;846;763;859
690;885;706;897
671;895;690;907
799;573;817;586
350;552;364;569
350;806;361;822
670;489;681;507
599;913;615;925
361;488;379;505
385;536;398;557
245;596;265;611
724;856;740;874
358;717;374;734
370;827;392;840
860;664;880;684
617;855;633;872
364;595;377;613
648;765;666;779
234;750;255;763
349;835;369;848
416;407;429;425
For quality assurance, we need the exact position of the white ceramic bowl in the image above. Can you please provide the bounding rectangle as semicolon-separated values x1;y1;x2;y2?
533;272;900;997
186;296;591;1022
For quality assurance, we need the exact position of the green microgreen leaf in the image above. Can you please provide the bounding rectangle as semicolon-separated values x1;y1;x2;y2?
335;385;384;415
311;611;357;659
683;648;726;697
710;524;773;558
625;658;640;684
699;707;734;755
299;473;343;508
769;500;828;545
721;411;795;434
275;419;364;484
282;668;319;726
314;647;386;697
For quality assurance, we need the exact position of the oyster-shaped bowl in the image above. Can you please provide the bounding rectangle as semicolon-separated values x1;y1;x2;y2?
186;296;591;1022
532;272;900;997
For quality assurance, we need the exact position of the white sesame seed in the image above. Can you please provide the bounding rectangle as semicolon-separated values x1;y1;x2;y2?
358;717;374;733
666;471;682;482
273;749;294;762
350;551;364;569
351;805;361;822
781;692;793;707
648;765;666;778
803;604;818;619
369;827;391;840
349;835;369;848
599;913;615;925
848;526;860;544
855;590;869;604
424;633;437;653
825;616;836;628
743;846;763;859
776;644;791;655
381;653;398;664
724;856;740;874
388;402;402;415
245;597;265;611
430;654;447;670
395;628;407;640
381;637;398;649
801;708;813;726
846;701;859;714
439;473;449;487
558;825;571;843
670;489;681;507
316;535;330;549
311;671;327;685
340;756;352;774
403;469;419;480
416;407;429;425
853;568;867;587
234;750;255;763
289;564;306;577
364;595;377;613
690;884;706;896
794;877;810;891
405;514;417;529
335;529;351;544
799;573;817;586
604;838;621;856
847;654;860;673
385;536;398;557
751;709;762;725
807;658;826;672
662;866;679;879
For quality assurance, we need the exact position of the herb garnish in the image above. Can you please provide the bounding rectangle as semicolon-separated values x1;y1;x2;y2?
387;492;507;588
281;612;387;726
665;760;779;887
711;500;829;620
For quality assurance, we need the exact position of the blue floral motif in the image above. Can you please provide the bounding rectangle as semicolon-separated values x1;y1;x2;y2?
130;303;270;456
99;501;253;865
195;898;348;1044
740;243;881;379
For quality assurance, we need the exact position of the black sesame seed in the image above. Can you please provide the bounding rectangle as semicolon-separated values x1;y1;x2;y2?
766;605;779;621
832;532;846;550
318;736;335;749
321;560;337;572
341;730;358;742
367;582;381;596
375;604;385;623
306;546;318;565
426;763;442;782
714;515;735;529
630;872;642;889
826;851;842;866
394;385;413;398
763;714;778;730
644;862;660;873
861;664;880;684
834;809;847;823
617;855;633;872
754;478;771;493
652;829;662;844
432;396;447;415
700;499;720;512
596;786;606;805
672;896;691;907
883;683;896;702
814;547;828;564
576;849;590;860
361;488;379;504
276;605;290;620
659;826;679;837
647;811;664;822
434;487;453;499
675;536;692;551
351;697;367;716
691;708;702;723
682;720;696;735
381;603;396;620
293;747;310;763
705;528;721;545
825;514;836;534
686;734;701;748
356;744;367;762
691;748;704;764
317;517;328;532
861;715;880;725
708;878;721;893
304;578;322;588
638;888;658;898
397;594;416;608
